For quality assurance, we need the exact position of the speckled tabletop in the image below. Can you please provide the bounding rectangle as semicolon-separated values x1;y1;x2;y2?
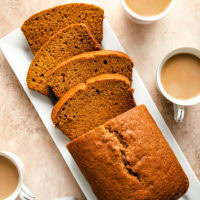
0;0;200;199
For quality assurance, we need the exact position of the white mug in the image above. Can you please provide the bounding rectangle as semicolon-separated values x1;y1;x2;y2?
120;0;176;24
0;151;35;200
157;47;200;122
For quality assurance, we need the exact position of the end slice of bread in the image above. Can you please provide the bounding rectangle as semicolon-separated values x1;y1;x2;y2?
27;24;102;96
48;50;134;99
21;3;104;54
51;74;135;140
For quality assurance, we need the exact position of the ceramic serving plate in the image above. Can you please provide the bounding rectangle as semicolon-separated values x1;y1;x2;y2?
0;0;200;199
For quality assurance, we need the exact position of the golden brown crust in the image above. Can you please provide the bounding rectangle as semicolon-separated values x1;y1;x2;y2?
27;23;102;96
67;105;189;200
86;73;131;87
21;3;104;54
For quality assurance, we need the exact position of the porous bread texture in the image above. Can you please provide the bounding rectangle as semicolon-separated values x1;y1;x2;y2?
21;3;104;54
51;74;135;140
48;50;134;99
27;24;101;96
67;105;189;200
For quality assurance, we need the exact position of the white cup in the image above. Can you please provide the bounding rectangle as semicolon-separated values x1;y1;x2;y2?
120;0;176;24
157;47;200;122
0;151;35;200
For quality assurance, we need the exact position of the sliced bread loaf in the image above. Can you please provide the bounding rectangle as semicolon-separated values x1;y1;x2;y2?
51;74;135;140
48;50;134;99
27;24;101;96
21;3;104;54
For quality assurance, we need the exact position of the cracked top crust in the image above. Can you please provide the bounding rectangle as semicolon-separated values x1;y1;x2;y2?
67;105;189;200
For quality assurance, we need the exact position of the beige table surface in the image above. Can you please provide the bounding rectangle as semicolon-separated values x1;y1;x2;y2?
0;0;200;199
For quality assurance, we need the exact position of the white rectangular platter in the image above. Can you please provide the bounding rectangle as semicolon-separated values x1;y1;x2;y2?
0;0;200;199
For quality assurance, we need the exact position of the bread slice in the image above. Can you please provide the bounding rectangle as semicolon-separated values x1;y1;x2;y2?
51;74;135;140
48;50;134;99
27;24;102;96
67;105;189;200
21;3;104;54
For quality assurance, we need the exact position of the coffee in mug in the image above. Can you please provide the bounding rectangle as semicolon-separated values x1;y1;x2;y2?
161;53;200;100
157;47;200;122
124;0;171;16
0;155;19;199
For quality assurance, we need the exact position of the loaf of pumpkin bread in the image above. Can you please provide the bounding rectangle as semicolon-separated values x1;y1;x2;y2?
67;105;189;200
52;74;135;140
21;3;104;54
27;24;101;96
48;50;134;99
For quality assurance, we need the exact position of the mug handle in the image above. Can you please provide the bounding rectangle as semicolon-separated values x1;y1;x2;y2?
19;184;36;200
19;191;29;200
173;104;184;122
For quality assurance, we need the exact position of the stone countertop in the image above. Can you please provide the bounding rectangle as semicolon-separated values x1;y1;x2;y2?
0;0;199;199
